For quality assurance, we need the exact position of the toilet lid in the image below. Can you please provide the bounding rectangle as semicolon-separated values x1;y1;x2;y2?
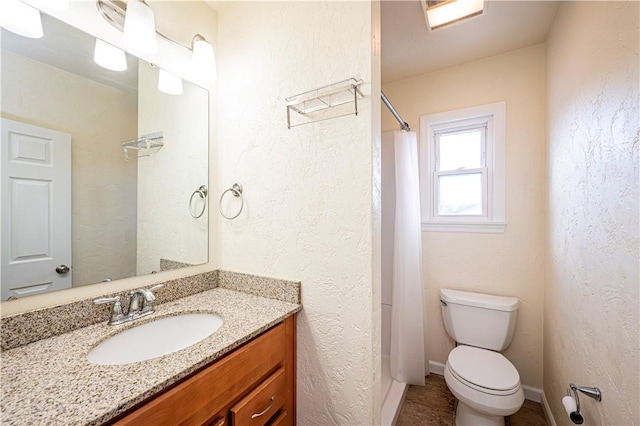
447;346;520;392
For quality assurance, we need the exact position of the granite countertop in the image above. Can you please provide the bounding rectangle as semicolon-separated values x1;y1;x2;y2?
1;287;301;426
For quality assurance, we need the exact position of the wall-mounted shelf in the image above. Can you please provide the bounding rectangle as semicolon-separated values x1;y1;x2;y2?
122;131;164;161
286;78;364;129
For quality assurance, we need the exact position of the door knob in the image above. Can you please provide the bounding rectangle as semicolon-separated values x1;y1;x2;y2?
55;265;70;274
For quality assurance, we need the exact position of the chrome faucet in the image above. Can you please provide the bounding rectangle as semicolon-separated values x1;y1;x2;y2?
94;284;164;326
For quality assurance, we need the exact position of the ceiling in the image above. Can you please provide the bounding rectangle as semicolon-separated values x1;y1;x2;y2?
6;2;559;92
381;0;560;84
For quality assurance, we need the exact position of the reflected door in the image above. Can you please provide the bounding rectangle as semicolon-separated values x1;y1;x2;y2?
1;118;72;300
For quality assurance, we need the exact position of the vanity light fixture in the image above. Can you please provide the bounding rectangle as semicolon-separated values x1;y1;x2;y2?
96;0;217;83
94;38;127;72
123;0;157;53
191;34;216;82
422;0;485;30
158;68;183;95
0;0;43;39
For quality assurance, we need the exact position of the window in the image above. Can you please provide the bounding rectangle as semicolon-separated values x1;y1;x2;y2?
420;102;506;233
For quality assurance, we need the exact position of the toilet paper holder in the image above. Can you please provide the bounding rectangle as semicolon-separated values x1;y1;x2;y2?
564;383;602;424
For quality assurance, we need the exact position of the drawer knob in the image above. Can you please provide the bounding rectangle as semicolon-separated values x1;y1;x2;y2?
251;396;275;419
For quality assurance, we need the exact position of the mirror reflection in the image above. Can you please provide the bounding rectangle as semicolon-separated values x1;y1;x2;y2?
1;13;209;300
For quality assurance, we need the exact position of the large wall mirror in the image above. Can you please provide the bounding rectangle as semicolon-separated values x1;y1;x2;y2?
1;12;209;300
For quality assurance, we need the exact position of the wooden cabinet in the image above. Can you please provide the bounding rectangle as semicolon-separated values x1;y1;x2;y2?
108;315;296;426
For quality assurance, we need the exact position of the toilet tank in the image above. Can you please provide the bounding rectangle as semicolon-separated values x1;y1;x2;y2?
440;289;519;351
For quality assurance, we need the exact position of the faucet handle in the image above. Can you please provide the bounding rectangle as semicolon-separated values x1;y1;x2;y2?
94;295;121;306
94;296;125;325
148;284;164;294
131;284;164;314
145;284;164;307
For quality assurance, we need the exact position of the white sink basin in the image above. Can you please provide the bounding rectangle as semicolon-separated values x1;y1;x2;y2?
87;313;223;365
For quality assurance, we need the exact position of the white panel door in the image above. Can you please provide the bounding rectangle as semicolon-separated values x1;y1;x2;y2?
1;118;72;300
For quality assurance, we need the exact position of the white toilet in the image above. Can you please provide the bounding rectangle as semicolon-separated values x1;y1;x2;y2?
440;289;525;426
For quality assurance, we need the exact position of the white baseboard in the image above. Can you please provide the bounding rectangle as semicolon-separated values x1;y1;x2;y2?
428;360;445;375
522;385;542;403
541;391;557;426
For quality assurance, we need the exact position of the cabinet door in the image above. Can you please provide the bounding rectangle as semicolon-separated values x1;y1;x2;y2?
112;323;285;426
230;368;287;425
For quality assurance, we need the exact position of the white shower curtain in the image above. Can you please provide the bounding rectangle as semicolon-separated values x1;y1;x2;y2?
390;130;426;386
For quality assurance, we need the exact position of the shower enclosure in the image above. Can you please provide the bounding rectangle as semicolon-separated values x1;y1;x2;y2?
380;94;426;425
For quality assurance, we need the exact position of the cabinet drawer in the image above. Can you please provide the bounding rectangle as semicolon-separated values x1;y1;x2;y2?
267;410;288;426
231;368;286;425
112;322;286;426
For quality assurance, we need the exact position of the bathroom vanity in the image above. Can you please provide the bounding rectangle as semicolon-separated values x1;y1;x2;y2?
110;316;296;425
0;271;301;426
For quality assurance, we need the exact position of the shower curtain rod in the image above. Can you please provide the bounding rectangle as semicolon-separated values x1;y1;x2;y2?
381;91;410;132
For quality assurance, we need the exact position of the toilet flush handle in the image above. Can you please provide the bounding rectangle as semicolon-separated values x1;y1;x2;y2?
440;299;448;306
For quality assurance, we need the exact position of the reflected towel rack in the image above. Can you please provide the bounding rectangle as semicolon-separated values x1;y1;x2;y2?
286;78;364;129
122;131;164;161
189;185;208;218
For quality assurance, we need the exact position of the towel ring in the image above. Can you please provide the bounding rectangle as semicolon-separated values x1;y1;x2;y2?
189;185;208;218
219;183;244;220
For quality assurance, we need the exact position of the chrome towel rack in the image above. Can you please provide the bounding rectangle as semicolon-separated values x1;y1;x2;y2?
219;183;244;220
189;185;208;218
286;78;364;129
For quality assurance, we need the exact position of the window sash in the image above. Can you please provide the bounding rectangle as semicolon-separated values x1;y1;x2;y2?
434;124;487;172
433;168;488;217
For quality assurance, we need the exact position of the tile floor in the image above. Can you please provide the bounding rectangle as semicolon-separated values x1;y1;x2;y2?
396;374;549;426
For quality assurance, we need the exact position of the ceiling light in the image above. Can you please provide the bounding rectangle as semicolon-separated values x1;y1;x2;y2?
94;38;127;72
158;69;183;95
191;34;216;82
123;0;157;53
0;0;43;39
423;0;485;30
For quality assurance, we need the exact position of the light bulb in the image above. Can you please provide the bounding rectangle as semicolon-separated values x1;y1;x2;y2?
123;0;157;53
94;38;127;72
191;35;216;82
0;0;43;39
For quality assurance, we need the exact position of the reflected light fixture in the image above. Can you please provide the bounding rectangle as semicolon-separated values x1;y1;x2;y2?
123;0;157;53
158;69;183;95
423;0;485;30
94;38;127;71
0;0;43;39
191;34;216;82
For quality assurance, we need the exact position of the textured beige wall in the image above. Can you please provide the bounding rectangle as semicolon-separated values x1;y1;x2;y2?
544;2;640;424
382;45;546;388
1;51;138;287
217;2;380;423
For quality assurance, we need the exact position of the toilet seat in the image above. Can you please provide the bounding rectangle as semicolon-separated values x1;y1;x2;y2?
444;349;525;419
447;346;521;396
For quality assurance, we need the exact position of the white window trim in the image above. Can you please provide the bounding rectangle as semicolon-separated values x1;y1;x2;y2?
419;102;506;233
